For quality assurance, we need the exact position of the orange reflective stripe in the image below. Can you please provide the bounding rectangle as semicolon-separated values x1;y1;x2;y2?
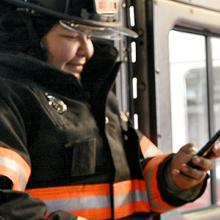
26;183;110;200
26;180;150;219
140;136;163;158
0;146;31;191
143;154;175;212
114;179;147;194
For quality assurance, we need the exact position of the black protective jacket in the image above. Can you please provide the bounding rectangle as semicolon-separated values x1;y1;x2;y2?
0;42;205;220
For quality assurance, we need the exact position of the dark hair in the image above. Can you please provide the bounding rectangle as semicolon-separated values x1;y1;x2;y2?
0;2;58;60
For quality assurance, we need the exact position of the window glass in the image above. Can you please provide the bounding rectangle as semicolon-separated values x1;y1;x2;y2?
211;37;220;204
169;30;210;210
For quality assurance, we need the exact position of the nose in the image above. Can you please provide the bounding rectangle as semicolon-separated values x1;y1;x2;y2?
78;36;94;60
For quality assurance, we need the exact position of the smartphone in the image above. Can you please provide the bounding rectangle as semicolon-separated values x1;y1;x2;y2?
187;129;220;169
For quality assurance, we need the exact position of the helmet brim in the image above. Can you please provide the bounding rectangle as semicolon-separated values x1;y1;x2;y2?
3;0;138;39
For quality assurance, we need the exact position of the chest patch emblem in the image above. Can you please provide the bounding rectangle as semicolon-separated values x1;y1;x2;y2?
45;93;67;114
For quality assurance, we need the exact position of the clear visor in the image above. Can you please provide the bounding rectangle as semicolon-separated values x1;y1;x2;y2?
59;20;137;40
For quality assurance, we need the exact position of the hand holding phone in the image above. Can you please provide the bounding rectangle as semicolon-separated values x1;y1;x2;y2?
187;130;220;169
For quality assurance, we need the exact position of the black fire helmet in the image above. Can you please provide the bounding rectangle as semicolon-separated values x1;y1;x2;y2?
2;0;138;40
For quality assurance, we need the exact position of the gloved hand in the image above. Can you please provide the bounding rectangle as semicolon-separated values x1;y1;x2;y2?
170;142;220;189
0;190;47;220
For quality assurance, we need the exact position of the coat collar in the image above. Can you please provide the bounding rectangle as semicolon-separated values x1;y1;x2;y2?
0;43;119;102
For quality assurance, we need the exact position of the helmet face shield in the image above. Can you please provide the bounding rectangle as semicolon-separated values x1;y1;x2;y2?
59;20;134;40
3;0;138;39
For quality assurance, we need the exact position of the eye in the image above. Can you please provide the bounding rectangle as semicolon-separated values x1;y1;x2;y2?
60;34;78;40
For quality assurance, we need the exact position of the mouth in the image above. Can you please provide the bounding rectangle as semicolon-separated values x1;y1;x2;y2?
65;63;84;74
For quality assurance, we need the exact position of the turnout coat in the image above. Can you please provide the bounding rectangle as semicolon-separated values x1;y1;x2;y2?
0;43;203;219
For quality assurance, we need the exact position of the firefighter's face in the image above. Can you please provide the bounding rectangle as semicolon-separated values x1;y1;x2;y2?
42;23;94;79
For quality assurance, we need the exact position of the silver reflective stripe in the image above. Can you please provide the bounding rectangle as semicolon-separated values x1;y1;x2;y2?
45;195;111;212
45;190;148;213
114;190;148;207
0;157;27;190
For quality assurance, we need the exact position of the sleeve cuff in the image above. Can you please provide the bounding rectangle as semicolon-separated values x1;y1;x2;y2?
161;154;209;204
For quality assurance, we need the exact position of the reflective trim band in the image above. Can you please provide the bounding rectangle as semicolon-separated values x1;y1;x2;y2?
26;180;150;219
114;179;147;194
0;147;30;191
140;136;163;158
95;0;119;14
143;154;175;213
114;180;150;219
27;183;112;219
26;183;111;200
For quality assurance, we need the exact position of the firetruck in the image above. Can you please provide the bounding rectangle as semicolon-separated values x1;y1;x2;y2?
119;0;220;219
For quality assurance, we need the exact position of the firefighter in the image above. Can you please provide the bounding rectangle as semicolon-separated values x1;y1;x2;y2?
0;0;219;219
